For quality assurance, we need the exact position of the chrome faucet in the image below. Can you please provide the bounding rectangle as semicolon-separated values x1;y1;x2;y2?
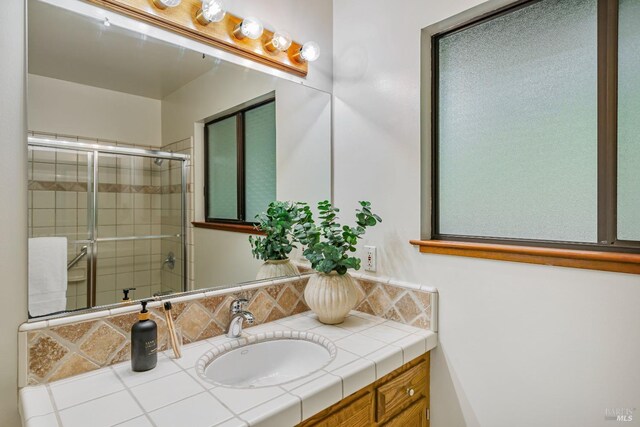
226;298;254;338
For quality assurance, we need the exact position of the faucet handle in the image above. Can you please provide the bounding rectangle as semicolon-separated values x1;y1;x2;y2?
229;298;249;314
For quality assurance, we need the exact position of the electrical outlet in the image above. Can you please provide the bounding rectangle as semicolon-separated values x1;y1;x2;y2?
364;245;376;272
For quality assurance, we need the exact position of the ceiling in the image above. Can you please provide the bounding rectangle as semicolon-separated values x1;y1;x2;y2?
28;0;218;100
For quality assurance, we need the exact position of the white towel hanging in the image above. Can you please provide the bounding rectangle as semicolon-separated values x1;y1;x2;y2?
28;237;68;317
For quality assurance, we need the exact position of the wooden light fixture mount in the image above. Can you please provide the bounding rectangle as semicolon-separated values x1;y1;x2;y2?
84;0;309;77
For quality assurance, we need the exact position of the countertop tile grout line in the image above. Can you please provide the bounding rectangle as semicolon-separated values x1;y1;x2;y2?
113;365;158;427
282;391;304;425
204;387;240;419
45;384;64;427
110;354;184;389
237;388;293;410
50;387;125;413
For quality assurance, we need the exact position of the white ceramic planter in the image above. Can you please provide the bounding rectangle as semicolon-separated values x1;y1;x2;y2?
256;259;300;280
304;272;358;324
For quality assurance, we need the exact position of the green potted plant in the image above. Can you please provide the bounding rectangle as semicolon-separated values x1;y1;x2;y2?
293;200;382;324
249;201;307;280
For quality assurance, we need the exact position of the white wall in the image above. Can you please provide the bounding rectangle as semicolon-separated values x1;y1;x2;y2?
28;74;162;146
332;1;640;426
0;1;27;426
163;58;331;289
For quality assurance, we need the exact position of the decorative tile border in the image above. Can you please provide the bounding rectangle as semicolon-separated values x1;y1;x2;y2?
29;181;162;194
350;272;438;333
28;181;89;192
19;270;438;386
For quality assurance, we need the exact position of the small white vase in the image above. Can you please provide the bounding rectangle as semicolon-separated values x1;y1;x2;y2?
304;272;358;324
256;259;300;280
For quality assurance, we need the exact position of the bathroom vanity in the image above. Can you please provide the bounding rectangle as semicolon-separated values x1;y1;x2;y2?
297;352;430;427
19;311;437;426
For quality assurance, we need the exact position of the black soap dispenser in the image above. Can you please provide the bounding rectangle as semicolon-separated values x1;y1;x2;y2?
122;287;136;302
131;300;158;372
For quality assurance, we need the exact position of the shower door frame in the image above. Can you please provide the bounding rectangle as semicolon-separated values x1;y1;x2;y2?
28;136;189;308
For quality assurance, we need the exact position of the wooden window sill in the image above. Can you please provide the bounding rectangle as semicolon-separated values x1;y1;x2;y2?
409;240;640;275
192;221;265;235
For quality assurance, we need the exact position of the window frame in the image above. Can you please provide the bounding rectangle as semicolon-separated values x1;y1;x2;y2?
429;0;640;255
203;95;276;226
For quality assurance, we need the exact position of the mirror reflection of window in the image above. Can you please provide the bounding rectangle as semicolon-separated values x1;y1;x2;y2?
205;97;276;224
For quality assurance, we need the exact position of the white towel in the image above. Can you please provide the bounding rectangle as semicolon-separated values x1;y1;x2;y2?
28;237;68;317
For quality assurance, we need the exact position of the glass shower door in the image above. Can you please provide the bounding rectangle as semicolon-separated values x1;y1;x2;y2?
94;152;184;306
28;145;94;313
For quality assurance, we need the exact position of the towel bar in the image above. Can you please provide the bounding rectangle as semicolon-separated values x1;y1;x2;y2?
67;245;88;270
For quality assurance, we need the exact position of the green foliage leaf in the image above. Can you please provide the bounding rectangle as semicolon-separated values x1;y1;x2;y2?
248;201;308;262
294;201;382;275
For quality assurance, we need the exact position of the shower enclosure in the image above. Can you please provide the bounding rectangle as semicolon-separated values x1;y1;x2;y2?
27;136;189;314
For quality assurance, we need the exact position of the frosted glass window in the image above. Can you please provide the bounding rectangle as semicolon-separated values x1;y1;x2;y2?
436;0;598;242
245;102;276;221
207;116;237;220
205;98;276;223
617;0;640;241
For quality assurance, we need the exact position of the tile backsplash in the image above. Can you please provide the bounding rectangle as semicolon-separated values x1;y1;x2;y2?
354;279;433;330
23;276;309;385
20;273;437;386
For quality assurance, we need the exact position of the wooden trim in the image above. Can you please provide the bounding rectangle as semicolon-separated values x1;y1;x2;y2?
597;0;619;245
236;111;246;221
84;0;308;77
410;240;640;275
192;221;265;235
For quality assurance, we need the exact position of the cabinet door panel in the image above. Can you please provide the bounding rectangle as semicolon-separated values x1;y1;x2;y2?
376;360;428;421
382;397;428;427
305;392;372;427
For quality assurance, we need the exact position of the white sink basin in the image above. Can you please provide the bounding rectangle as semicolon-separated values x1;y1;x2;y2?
197;331;336;388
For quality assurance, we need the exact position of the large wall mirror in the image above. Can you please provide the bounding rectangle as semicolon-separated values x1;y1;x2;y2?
26;0;331;319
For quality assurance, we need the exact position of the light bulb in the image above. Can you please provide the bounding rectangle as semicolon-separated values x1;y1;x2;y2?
196;0;225;25
265;31;292;52
152;0;181;9
297;41;320;63
234;17;264;40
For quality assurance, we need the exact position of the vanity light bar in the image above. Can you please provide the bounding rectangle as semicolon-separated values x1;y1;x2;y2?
293;41;321;63
152;0;181;9
150;0;320;65
265;31;292;53
232;16;264;40
88;0;313;76
195;0;226;25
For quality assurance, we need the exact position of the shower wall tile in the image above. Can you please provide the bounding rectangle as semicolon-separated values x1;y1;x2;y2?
160;137;193;294
33;163;55;181
33;191;55;208
56;163;78;182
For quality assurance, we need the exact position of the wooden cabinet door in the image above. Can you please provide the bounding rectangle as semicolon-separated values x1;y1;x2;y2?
376;360;428;421
382;398;428;427
300;392;372;427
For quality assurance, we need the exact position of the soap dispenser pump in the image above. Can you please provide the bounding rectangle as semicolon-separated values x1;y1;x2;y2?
131;300;157;372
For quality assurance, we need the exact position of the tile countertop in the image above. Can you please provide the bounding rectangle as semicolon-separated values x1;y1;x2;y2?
19;311;438;427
